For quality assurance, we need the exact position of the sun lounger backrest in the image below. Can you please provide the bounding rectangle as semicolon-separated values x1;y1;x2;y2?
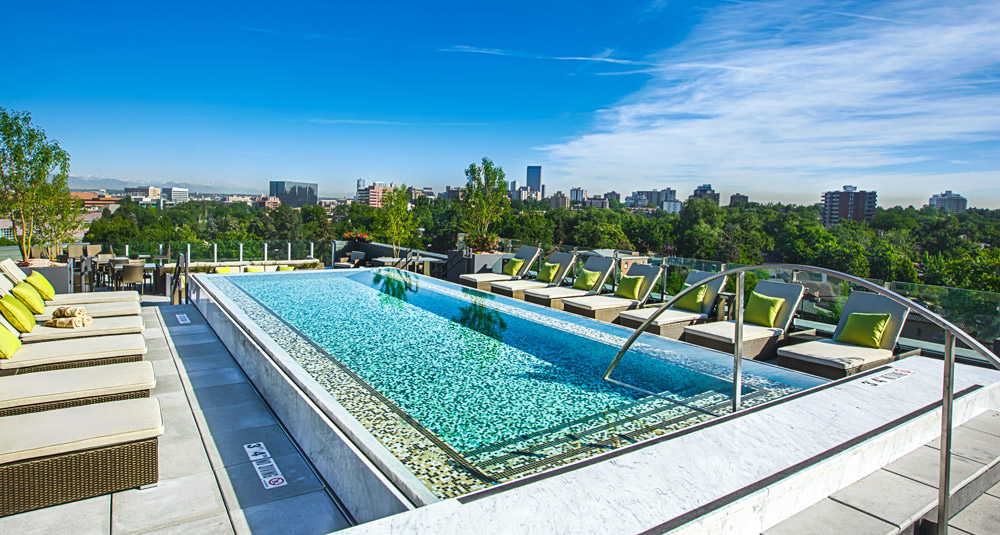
545;252;577;285
0;314;20;337
0;274;14;295
624;263;663;305
580;256;615;294
512;246;541;277
833;292;910;350
683;270;728;315
751;280;805;333
0;258;28;283
350;251;366;262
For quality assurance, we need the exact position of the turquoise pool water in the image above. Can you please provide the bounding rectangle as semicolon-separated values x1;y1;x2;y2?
223;268;823;453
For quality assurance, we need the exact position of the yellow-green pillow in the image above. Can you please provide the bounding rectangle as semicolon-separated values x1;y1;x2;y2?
12;282;45;314
0;324;21;358
25;271;55;301
536;262;559;283
573;268;601;291
277;265;294;271
246;266;264;273
835;313;890;349
674;283;707;313
0;294;36;333
744;292;785;328
215;266;231;274
614;275;644;300
502;258;525;277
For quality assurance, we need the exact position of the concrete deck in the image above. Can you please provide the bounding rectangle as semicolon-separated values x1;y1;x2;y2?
0;297;352;534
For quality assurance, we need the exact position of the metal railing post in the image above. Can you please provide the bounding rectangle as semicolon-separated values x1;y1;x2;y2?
159;243;163;255
264;243;268;262
937;331;956;534
213;243;218;263
733;271;745;412
612;250;618;293
310;242;314;259
239;243;243;263
186;243;191;264
287;242;291;261
331;242;336;267
125;244;129;256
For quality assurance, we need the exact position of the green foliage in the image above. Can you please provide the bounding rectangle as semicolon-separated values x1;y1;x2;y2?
459;157;510;236
375;185;417;257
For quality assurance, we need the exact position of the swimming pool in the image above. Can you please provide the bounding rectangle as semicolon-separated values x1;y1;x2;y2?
203;268;825;499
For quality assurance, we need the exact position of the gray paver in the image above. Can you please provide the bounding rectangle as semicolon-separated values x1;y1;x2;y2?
203;424;299;468
883;445;984;491
987;480;1000;499
173;342;230;359
185;366;248;389
230;491;352;535
927;427;1000;465
112;471;227;535
0;495;110;535
177;353;242;372
171;332;222;347
215;452;325;510
151;358;178;376
190;382;263;411
138;513;234;535
830;469;938;528
949;492;1000;534
194;399;278;435
961;411;1000;438
763;498;895;535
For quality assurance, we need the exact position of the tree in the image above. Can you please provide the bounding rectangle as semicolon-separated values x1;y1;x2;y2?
35;175;86;257
0;108;72;260
459;157;510;239
376;184;417;257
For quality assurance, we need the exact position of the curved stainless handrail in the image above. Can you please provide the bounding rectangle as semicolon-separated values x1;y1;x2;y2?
603;263;998;535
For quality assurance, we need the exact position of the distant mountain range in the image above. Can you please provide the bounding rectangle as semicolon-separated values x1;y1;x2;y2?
68;175;261;195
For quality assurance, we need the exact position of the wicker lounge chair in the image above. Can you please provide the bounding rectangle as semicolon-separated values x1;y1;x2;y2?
35;300;141;322
619;270;728;338
523;257;615;310
0;361;155;416
334;251;366;269
0;314;145;344
460;246;542;291
0;259;140;305
0;398;163;517
682;280;805;360
777;292;913;379
562;263;663;323
0;333;148;376
490;252;577;299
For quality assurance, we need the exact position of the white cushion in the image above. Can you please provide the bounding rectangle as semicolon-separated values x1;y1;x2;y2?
563;295;639;311
0;333;147;370
460;273;514;283
683;320;783;343
20;315;145;343
620;307;706;326
777;339;894;370
48;291;140;305
523;287;591;300
0;361;155;409
491;280;552;292
0;398;163;464
37;300;141;321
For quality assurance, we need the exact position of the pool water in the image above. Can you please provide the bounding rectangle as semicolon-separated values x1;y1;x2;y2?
224;269;821;454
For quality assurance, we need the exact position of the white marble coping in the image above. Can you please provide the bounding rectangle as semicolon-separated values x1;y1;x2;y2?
341;357;1000;534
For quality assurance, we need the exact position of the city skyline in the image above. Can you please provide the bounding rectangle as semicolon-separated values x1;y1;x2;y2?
4;1;999;207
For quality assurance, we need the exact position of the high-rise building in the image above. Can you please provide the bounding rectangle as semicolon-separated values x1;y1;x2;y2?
637;188;677;206
689;184;720;205
625;193;649;208
661;200;683;214
252;195;282;210
124;186;160;199
549;191;569;210
356;178;365;192
569;187;588;203
526;166;542;193
604;191;621;202
821;185;877;226
928;191;967;213
445;186;463;200
356;185;393;208
269;181;317;207
730;193;749;206
585;196;610;209
421;187;435;199
509;180;520;192
162;187;189;203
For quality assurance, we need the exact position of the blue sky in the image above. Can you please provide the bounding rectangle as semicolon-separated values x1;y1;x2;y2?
2;1;998;207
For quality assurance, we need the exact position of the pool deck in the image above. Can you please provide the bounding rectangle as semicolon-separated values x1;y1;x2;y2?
0;297;352;535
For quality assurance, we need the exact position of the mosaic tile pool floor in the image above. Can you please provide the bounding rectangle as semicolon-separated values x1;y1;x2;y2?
209;269;821;499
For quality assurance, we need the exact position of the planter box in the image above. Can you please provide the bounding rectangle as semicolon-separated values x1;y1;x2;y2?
24;265;72;294
444;250;503;283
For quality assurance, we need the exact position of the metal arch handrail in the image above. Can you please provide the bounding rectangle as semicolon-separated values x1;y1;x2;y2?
602;263;998;535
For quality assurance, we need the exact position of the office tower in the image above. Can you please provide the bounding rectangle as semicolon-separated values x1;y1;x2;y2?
421;187;435;199
356;178;365;191
637;188;677;206
821;185;877;226
661;200;683;214
689;184;720;205
928;191;967;213
625;193;649;208
729;193;749;206
356;185;393;208
549;191;570;210
569;188;588;203
527;166;542;193
585;196;610;209
269;181;318;207
162;187;189;203
445;186;463;200
124;186;160;199
604;191;621;202
509;180;519;192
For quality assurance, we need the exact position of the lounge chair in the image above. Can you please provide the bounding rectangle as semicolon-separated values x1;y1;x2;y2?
490;252;577;299
777;292;914;379
0;313;144;344
0;333;148;376
618;270;728;338
460;246;542;291
0;259;139;305
562;263;663;323
0;361;155;416
334;251;366;269
682;280;805;360
0;276;141;321
523;257;615;310
0;398;163;517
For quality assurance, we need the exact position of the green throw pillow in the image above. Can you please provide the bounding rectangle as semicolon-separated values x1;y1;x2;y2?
537;262;559;283
215;266;231;274
674;284;707;313
0;294;36;333
744;292;785;328
25;271;55;300
277;265;294;271
12;282;46;315
0;324;21;359
835;313;890;349
502;258;525;277
614;275;644;300
246;266;264;273
573;268;601;291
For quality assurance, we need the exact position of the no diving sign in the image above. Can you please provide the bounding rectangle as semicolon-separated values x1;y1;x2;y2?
244;442;287;489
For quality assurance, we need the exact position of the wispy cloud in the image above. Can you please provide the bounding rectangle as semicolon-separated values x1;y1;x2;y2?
539;0;1000;207
308;118;486;127
441;45;652;66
